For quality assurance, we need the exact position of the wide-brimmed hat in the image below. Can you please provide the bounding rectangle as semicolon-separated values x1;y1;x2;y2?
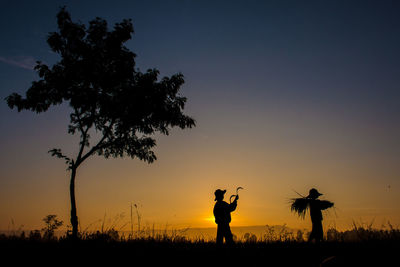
214;189;226;200
307;188;323;199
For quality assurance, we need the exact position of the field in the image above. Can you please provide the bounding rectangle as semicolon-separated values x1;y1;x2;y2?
1;225;399;267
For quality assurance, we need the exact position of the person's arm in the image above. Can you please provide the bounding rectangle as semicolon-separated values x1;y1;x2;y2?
229;195;238;211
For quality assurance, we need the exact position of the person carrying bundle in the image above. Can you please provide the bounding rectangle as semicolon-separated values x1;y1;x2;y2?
291;188;334;243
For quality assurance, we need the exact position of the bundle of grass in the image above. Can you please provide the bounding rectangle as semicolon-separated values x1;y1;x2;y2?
290;197;310;219
290;189;334;219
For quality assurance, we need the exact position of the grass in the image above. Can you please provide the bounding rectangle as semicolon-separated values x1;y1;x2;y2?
1;222;399;267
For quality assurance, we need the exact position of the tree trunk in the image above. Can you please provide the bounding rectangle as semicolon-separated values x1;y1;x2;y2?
70;166;79;239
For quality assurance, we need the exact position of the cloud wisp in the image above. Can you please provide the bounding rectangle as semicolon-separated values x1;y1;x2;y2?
0;56;36;70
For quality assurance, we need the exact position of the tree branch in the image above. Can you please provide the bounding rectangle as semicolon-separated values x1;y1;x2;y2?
74;108;91;165
48;148;72;168
76;126;90;162
75;119;114;167
76;134;107;166
74;108;85;133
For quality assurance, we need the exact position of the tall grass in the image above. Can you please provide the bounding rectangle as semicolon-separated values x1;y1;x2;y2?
326;221;400;242
2;211;399;244
3;222;398;245
2;218;398;267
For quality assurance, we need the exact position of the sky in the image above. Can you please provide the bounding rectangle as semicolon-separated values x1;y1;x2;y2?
0;0;399;232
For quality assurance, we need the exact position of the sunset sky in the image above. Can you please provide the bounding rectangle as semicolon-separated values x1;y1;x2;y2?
1;0;399;232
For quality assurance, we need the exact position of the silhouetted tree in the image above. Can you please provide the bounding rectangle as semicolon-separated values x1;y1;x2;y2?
6;8;195;239
42;214;63;239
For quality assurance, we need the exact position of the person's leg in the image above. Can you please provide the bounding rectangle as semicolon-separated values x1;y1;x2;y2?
308;223;316;243
224;224;234;245
216;225;223;245
315;221;323;242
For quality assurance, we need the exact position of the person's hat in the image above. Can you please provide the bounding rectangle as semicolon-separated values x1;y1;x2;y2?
214;189;226;200
307;188;323;199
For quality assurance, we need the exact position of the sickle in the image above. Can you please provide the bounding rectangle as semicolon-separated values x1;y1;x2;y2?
236;186;244;194
230;186;244;203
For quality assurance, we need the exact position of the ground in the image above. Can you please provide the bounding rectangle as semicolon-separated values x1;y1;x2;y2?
1;237;398;267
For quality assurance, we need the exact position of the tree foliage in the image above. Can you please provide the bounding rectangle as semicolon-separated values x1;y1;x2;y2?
6;7;195;169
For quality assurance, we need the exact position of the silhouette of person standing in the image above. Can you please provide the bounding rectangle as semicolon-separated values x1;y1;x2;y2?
213;189;238;245
307;188;334;243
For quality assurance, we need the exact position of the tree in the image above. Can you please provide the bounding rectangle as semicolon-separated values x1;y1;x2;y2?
6;8;195;239
42;214;63;239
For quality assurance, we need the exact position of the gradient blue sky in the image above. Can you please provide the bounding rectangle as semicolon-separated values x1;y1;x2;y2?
1;0;399;231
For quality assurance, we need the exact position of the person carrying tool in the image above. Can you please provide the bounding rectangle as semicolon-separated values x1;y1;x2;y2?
213;188;240;245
